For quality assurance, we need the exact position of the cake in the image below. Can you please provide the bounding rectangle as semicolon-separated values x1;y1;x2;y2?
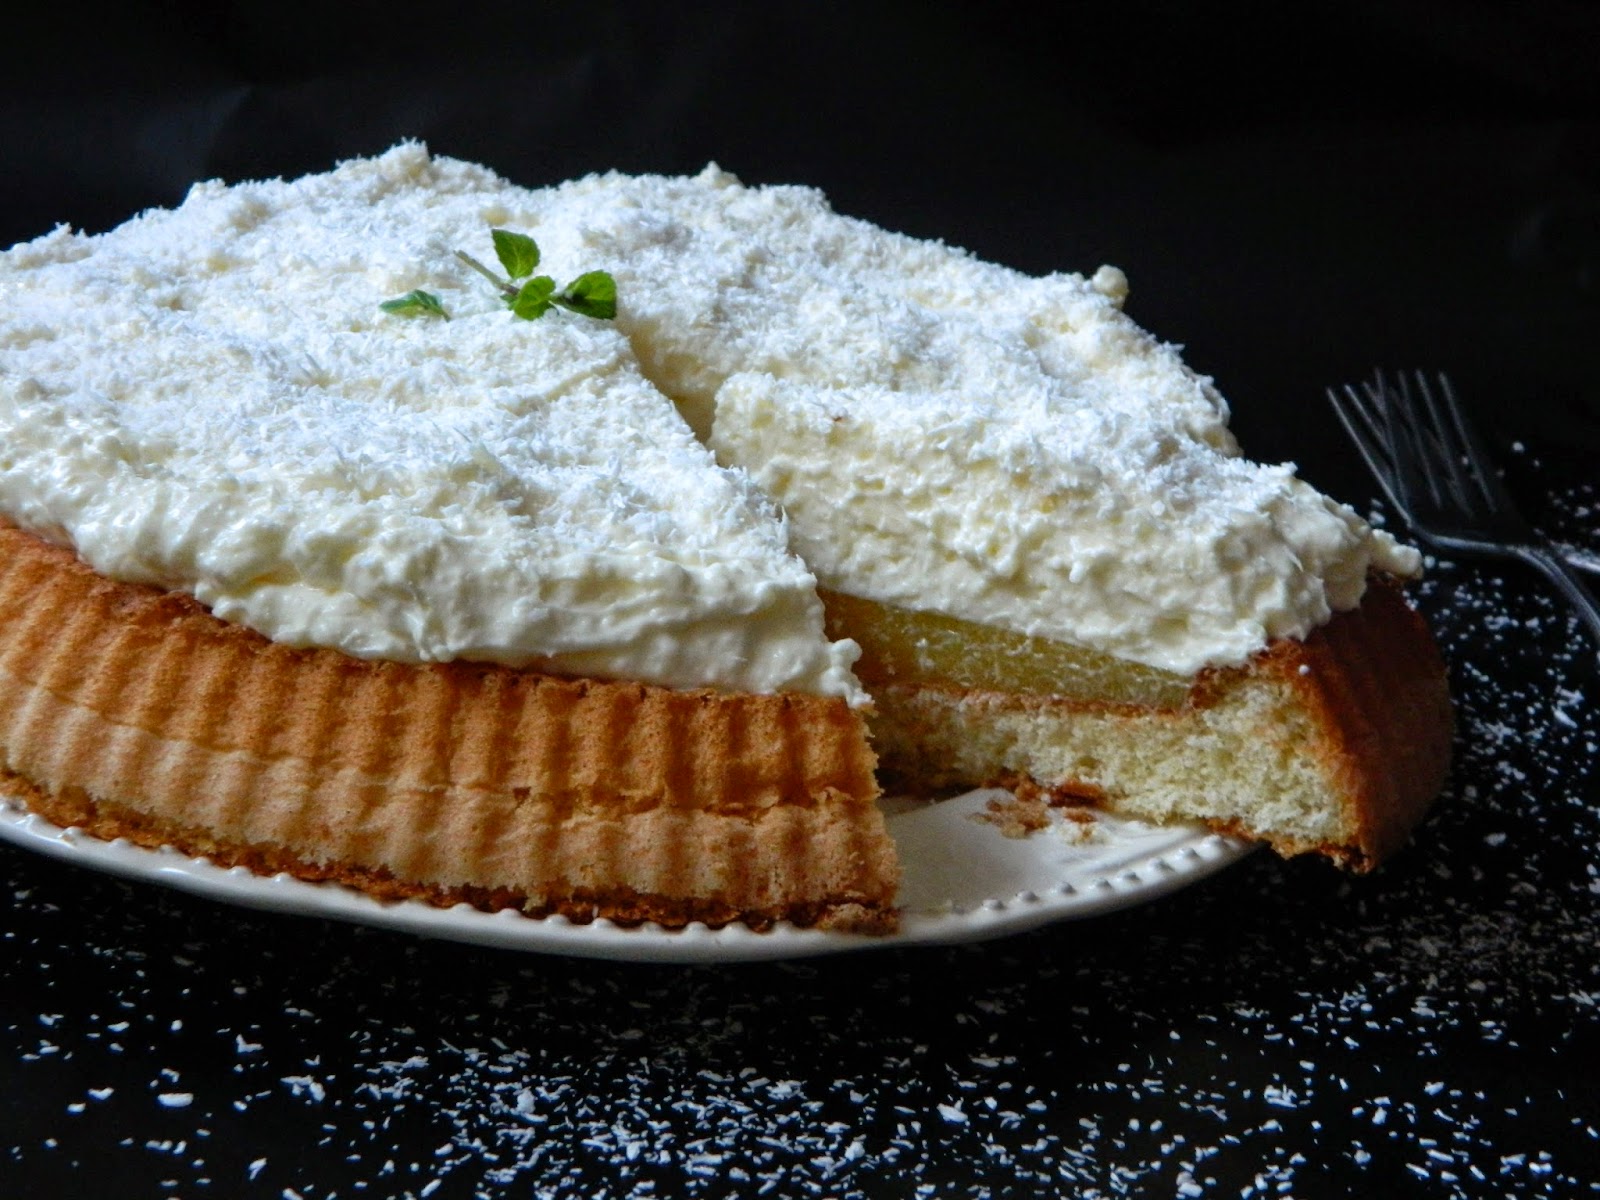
496;158;1453;869
0;145;1451;933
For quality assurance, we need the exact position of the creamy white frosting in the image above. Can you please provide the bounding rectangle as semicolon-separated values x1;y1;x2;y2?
713;376;1412;674
0;144;1418;688
509;162;1419;674
0;145;863;702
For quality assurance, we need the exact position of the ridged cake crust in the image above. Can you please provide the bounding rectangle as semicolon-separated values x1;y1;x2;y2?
0;524;896;932
860;579;1452;870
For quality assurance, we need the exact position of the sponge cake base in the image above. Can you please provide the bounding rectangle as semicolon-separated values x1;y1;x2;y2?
0;523;898;933
854;580;1451;870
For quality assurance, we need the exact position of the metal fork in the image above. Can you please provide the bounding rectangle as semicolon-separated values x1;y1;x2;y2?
1327;370;1600;654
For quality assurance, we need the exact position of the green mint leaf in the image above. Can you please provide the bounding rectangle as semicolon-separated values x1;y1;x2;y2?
510;275;557;320
379;289;449;319
451;234;617;320
492;229;541;280
552;271;617;320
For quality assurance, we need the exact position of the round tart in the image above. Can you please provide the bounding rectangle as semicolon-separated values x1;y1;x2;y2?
0;145;1452;934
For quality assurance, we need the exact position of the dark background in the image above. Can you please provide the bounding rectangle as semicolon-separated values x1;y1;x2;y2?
3;4;1598;1197
5;2;1600;489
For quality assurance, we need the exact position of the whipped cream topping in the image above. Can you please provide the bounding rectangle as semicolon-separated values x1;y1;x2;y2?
0;145;863;702
509;162;1419;674
714;376;1413;674
0;144;1419;687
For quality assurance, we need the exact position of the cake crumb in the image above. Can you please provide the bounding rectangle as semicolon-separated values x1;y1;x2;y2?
1056;808;1101;845
973;782;1103;842
973;792;1053;839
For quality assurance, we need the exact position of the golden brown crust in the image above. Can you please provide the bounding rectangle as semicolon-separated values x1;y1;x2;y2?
1273;578;1454;868
0;524;897;932
0;766;893;933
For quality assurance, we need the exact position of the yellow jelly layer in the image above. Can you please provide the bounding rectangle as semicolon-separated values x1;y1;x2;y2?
820;590;1192;709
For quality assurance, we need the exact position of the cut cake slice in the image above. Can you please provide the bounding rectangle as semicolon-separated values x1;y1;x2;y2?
513;159;1453;867
709;379;1452;869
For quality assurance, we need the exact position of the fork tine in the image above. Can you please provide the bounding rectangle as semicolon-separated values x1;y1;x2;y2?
1330;370;1600;651
1358;376;1393;447
1358;375;1428;499
1327;383;1406;515
1343;381;1396;472
1435;372;1515;516
1410;369;1482;517
1383;371;1446;514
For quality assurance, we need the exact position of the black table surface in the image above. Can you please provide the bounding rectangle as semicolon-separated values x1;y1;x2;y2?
3;6;1598;1197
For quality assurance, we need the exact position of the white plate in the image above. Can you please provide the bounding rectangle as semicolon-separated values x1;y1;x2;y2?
0;789;1252;962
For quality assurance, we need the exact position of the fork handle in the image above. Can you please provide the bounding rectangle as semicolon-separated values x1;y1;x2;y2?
1514;543;1600;659
1559;546;1600;578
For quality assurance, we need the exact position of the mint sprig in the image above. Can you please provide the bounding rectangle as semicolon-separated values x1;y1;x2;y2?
456;229;618;322
554;270;618;319
510;275;557;320
492;228;541;279
380;230;616;323
378;289;448;320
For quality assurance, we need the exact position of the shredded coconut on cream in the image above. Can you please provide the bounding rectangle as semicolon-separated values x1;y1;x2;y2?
0;145;861;701
515;161;1420;674
0;143;1417;686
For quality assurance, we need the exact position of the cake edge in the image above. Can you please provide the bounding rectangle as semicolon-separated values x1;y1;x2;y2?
0;522;898;934
0;765;895;934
